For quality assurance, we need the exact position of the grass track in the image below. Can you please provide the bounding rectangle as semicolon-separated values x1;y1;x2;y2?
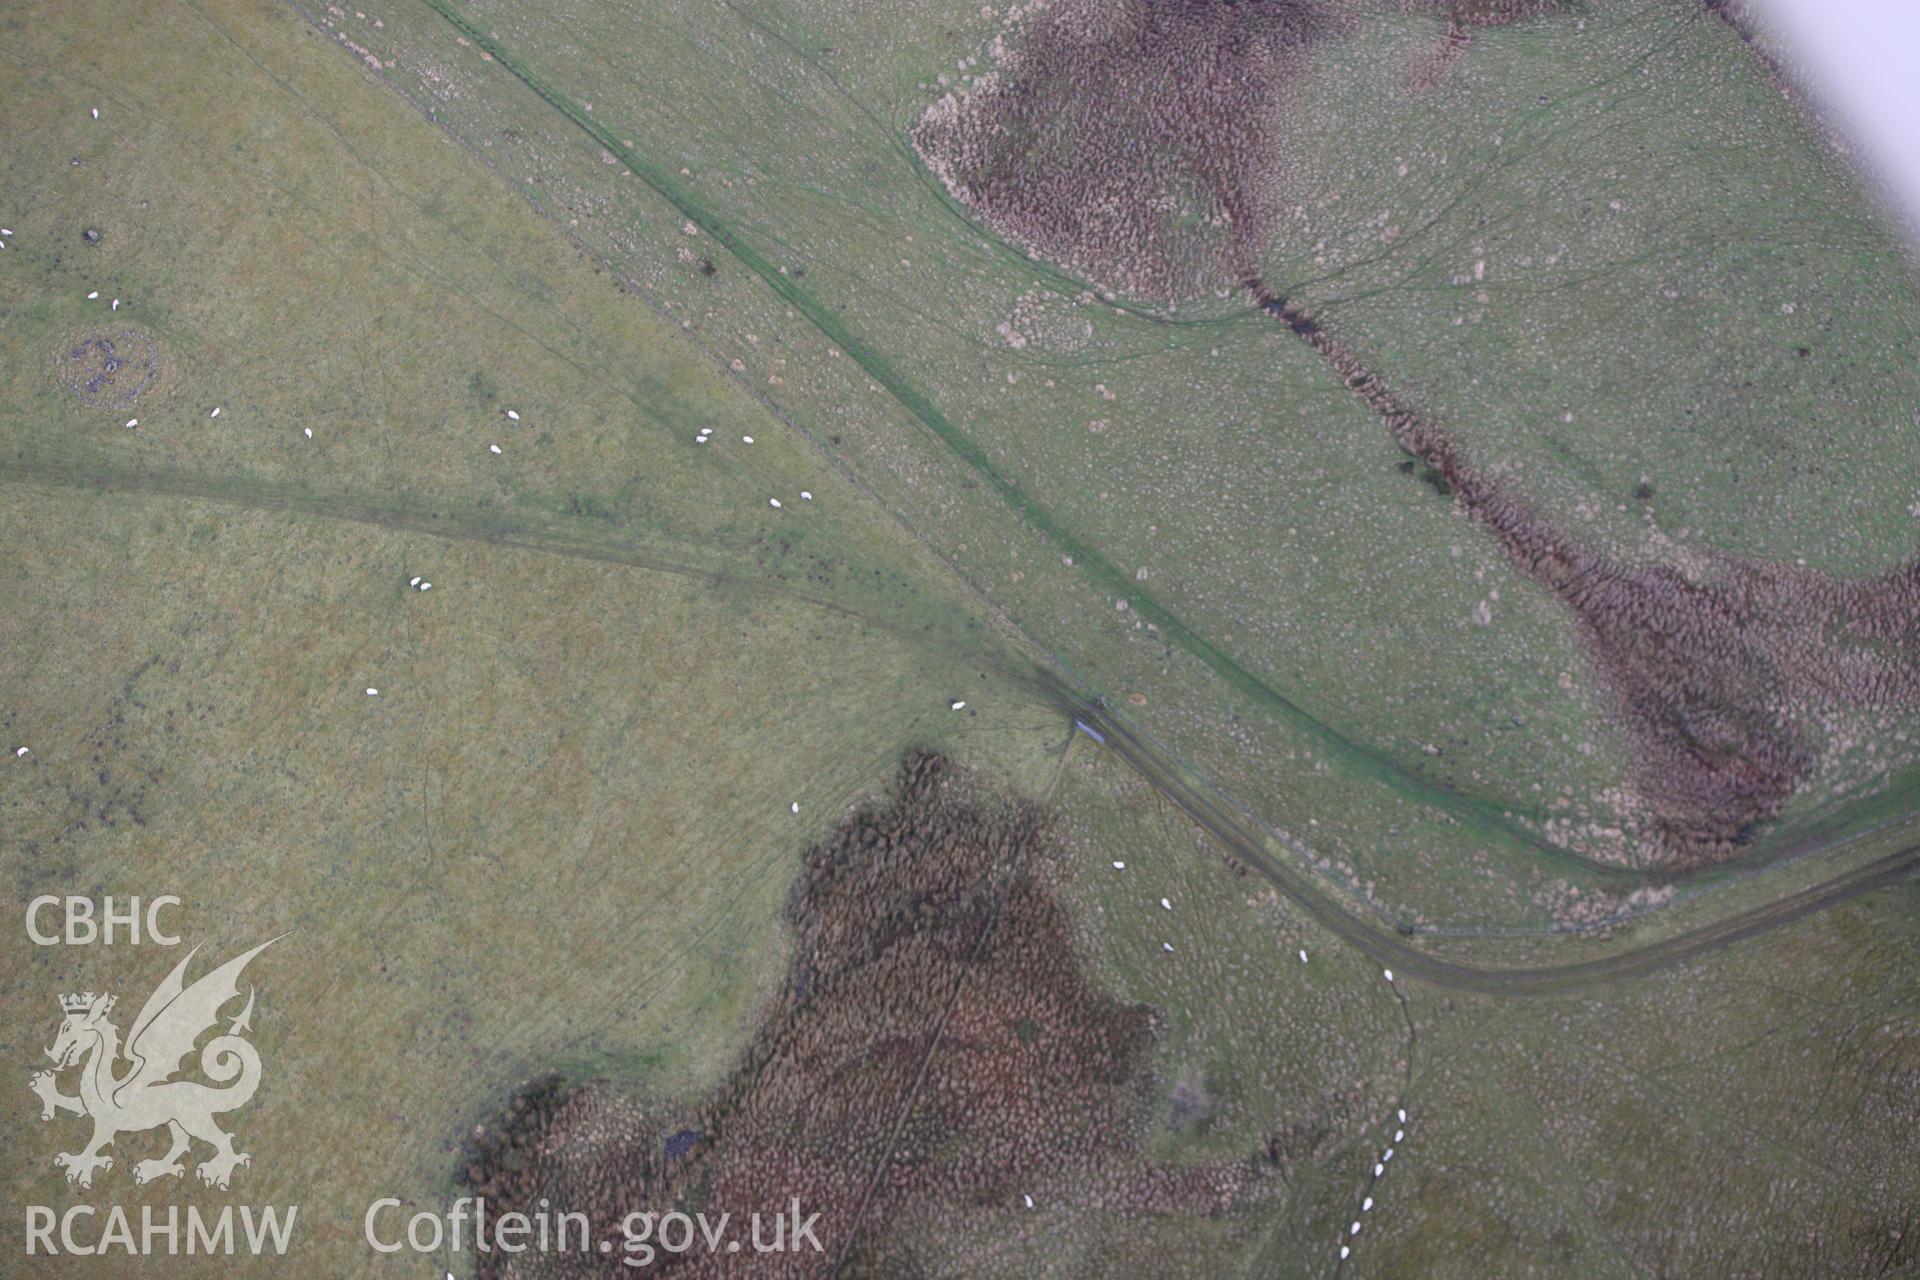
392;0;1918;993
0;457;935;637
1052;685;1920;995
411;0;1577;857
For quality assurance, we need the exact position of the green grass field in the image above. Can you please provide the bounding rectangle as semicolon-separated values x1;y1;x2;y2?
1;2;1064;1269
327;0;1920;913
2;0;1916;1275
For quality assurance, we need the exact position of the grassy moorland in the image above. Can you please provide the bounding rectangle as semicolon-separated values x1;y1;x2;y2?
0;0;1060;1269
1;0;1915;1275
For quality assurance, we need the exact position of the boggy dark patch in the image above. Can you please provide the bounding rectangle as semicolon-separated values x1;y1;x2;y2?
915;0;1331;300
915;1;1562;300
460;754;1275;1276
924;0;1910;863
1253;282;1920;864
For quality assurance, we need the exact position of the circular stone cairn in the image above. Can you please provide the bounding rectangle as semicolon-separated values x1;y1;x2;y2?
60;326;162;410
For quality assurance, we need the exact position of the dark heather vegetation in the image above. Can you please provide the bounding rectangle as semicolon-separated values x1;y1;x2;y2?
462;754;1278;1276
918;0;1920;863
913;2;1556;298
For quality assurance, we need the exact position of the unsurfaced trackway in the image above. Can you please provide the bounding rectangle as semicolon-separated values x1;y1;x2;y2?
8;453;1911;998
267;0;1920;996
1049;683;1919;996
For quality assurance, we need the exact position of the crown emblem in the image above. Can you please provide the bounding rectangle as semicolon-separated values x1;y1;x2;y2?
60;992;100;1013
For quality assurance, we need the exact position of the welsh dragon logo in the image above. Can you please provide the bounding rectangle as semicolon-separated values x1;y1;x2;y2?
28;938;281;1190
